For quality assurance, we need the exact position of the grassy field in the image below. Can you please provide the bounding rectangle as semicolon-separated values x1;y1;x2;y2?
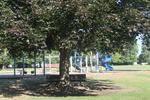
113;65;150;70
0;65;150;100
0;67;56;75
1;65;150;75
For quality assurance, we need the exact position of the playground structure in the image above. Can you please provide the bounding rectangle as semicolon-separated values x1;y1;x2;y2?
0;49;113;79
11;48;46;76
98;52;113;71
0;49;86;81
69;50;113;73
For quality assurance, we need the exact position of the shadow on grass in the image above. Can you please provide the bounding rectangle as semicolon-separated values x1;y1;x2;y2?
0;77;120;97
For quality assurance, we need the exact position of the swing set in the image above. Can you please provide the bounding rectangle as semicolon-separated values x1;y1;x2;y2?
0;49;86;82
0;48;46;79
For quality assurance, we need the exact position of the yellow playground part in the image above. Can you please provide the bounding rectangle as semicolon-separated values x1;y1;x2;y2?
99;66;105;71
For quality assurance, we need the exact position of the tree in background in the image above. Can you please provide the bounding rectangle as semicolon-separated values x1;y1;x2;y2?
112;43;138;65
121;43;138;64
137;1;150;64
0;49;12;69
138;45;150;64
112;52;122;64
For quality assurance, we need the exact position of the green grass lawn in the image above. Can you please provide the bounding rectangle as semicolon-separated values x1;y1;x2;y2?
0;67;55;75
0;65;150;75
113;65;150;70
0;65;150;100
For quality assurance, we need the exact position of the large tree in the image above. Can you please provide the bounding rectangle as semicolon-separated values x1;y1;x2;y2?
1;0;150;88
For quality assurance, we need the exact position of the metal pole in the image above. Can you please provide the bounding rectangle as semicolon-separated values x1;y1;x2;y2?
80;56;83;73
85;56;88;73
96;52;99;72
90;52;93;72
70;56;73;73
34;49;37;76
49;54;51;73
74;50;77;65
13;55;16;76
22;51;25;76
42;48;45;76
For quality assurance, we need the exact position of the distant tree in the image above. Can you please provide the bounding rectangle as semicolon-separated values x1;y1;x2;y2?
121;44;138;64
112;52;122;64
138;45;150;64
112;43;138;65
0;49;12;69
138;54;145;64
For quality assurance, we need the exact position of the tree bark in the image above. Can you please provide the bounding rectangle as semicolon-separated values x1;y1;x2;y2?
59;48;71;87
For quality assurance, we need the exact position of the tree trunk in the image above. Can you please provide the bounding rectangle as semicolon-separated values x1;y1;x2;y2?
59;48;71;87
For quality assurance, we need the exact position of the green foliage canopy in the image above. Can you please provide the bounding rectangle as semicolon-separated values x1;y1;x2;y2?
1;0;149;53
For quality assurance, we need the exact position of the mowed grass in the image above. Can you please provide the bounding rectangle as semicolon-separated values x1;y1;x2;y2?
0;65;150;75
0;65;150;100
0;67;57;75
113;65;150;70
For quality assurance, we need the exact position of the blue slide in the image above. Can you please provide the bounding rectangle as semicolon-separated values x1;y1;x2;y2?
99;53;113;71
